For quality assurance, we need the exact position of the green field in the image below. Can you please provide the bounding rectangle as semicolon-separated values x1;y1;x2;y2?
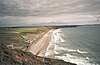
0;27;50;49
0;27;76;65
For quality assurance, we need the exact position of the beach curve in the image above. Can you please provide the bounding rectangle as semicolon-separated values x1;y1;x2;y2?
29;30;53;56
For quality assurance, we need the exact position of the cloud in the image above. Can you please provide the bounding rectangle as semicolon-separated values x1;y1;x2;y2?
0;0;100;26
0;0;100;16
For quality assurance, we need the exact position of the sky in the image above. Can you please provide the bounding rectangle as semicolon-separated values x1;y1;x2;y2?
0;0;100;26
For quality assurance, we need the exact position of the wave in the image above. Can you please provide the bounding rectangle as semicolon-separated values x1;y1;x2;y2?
45;29;65;56
55;54;99;65
45;28;99;65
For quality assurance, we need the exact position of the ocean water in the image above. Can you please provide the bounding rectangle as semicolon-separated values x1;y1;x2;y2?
45;25;100;65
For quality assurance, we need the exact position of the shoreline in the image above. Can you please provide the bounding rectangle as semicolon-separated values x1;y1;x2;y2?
29;30;53;56
0;27;77;65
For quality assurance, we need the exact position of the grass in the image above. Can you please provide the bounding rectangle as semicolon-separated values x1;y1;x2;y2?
0;26;76;65
0;45;76;65
0;26;50;49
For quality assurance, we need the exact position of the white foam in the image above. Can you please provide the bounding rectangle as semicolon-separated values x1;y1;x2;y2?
45;29;65;56
55;55;70;62
55;54;99;65
85;57;89;60
60;37;65;42
45;29;99;65
53;45;68;51
68;49;77;52
53;44;59;54
76;49;88;54
45;50;55;56
54;51;59;54
67;49;88;53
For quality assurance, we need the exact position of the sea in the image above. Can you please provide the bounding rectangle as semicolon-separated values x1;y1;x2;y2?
45;25;100;65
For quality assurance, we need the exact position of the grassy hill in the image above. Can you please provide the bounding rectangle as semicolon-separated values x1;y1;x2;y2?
0;27;51;50
0;26;76;65
0;45;76;65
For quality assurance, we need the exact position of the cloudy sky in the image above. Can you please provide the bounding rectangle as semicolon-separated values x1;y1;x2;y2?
0;0;100;26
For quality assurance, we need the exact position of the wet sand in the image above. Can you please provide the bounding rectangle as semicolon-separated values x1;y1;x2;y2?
29;30;53;57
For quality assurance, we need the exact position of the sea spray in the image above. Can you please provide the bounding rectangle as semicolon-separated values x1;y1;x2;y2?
45;26;100;65
45;29;65;57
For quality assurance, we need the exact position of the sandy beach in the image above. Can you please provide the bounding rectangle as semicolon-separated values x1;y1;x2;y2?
29;30;53;56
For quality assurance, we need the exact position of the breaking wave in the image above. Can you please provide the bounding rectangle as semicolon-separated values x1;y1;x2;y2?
45;28;99;65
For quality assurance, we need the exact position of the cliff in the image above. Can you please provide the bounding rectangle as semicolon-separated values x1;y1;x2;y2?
0;45;76;65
